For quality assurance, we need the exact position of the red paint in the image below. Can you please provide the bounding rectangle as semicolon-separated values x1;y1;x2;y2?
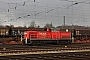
24;28;71;40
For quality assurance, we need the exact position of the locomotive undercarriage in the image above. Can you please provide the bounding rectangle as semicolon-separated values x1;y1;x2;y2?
23;39;72;45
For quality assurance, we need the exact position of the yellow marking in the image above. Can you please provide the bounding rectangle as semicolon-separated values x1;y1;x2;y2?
3;48;6;51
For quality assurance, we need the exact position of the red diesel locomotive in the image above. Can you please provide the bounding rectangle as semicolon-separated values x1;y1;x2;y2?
24;28;72;45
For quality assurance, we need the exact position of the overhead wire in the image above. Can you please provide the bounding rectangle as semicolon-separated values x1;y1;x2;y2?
0;0;90;26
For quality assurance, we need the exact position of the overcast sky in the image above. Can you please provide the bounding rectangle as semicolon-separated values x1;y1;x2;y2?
0;0;90;27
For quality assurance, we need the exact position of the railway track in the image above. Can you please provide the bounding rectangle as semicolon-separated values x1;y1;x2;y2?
0;43;90;60
0;52;90;60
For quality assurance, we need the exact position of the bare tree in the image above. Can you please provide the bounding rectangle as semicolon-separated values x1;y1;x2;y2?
28;20;36;28
44;22;54;28
37;25;40;28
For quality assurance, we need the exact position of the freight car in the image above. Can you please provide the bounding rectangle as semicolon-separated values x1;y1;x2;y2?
0;27;22;44
73;29;90;43
23;28;72;45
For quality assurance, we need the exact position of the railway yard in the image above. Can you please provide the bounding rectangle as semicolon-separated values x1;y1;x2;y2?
0;43;90;60
0;27;90;60
1;0;90;59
